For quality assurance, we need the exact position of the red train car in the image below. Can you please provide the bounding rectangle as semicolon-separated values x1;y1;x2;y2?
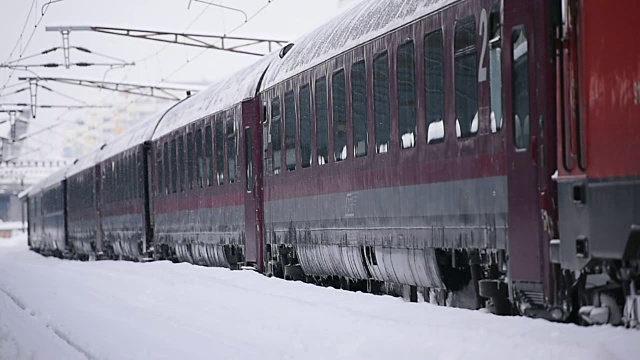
258;0;560;313
554;0;640;326
149;56;272;269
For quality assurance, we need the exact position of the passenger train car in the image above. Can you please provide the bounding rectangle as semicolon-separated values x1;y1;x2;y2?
25;0;640;327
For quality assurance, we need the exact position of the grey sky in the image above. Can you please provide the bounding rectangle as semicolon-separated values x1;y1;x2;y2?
0;0;350;161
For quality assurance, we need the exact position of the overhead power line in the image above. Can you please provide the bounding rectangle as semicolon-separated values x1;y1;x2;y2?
18;76;203;101
45;26;288;57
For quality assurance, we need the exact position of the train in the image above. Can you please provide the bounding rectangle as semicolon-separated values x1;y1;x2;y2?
23;0;640;327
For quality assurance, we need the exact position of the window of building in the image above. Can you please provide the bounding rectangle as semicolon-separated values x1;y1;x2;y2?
299;85;312;168
271;97;282;174
425;29;445;143
332;69;347;162
205;124;213;187
397;41;416;149
489;6;503;133
171;139;178;193
455;16;479;138
374;51;391;153
196;128;204;188
227;112;237;183
315;77;329;165
215;120;225;184
512;26;530;149
284;91;297;171
351;60;368;157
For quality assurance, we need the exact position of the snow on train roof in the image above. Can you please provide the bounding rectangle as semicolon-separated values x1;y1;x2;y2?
66;148;103;178
152;53;277;140
27;165;70;196
262;0;457;89
96;111;166;163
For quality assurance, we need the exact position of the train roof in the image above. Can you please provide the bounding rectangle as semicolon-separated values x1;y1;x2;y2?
27;165;70;196
95;110;167;163
66;148;103;178
152;53;277;140
261;0;457;89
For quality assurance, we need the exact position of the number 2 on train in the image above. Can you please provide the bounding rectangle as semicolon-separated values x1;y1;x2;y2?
478;8;488;83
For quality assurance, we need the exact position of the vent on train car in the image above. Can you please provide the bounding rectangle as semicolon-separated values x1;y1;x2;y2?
279;43;294;58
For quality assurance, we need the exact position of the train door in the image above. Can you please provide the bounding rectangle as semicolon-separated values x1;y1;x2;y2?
242;99;265;271
503;2;544;287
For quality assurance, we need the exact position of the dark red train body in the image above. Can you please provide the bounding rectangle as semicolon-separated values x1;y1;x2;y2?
25;0;640;327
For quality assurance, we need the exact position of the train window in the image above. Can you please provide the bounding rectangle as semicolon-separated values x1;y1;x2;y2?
262;102;269;173
512;26;530;149
271;97;282;174
284;90;297;171
332;69;347;162
454;15;479;138
374;51;391;153
171;139;178;193
178;135;186;192
299;85;312;168
128;155;133;199
397;40;416;149
196;128;204;188
215;120;225;184
227;112;237;183
164;142;170;194
315;77;329;165
187;132;195;189
489;6;503;133
351;60;368;158
157;148;163;196
205;124;213;187
425;29;445;143
245;127;254;192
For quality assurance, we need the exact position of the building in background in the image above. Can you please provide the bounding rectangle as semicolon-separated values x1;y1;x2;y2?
65;96;172;158
338;0;358;8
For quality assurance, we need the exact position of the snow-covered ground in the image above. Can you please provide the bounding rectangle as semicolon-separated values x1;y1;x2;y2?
0;234;638;360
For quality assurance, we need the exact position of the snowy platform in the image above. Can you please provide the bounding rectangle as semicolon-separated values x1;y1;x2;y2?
0;234;638;360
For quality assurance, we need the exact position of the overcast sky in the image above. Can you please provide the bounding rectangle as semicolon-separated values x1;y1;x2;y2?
0;0;352;161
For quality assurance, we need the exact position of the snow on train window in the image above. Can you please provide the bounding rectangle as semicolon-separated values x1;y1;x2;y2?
226;111;237;183
299;85;312;168
489;5;503;133
397;40;416;149
332;69;347;162
512;26;530;150
270;97;282;174
454;15;479;139
315;77;329;165
196;128;204;188
425;29;445;144
178;135;186;192
284;90;297;171
205;124;213;187
351;60;368;158
187;131;195;189
171;139;177;193
374;51;391;153
215;119;225;184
